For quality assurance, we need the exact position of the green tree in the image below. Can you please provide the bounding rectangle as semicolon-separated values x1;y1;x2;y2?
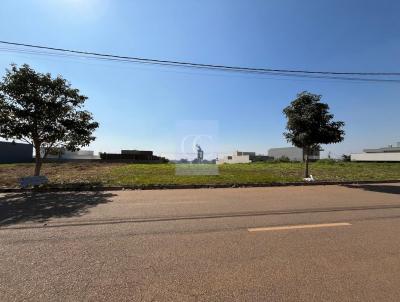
341;154;351;162
283;91;345;178
0;64;99;176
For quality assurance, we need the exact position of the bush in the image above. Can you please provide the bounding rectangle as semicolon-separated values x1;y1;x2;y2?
317;158;337;164
274;156;291;163
341;154;351;162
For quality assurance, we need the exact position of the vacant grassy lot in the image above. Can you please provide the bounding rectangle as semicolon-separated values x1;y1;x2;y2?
0;161;399;188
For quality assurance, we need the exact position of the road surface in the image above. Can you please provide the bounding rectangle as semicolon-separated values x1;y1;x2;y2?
1;183;400;301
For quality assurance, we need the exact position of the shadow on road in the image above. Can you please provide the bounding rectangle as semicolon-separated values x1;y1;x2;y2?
343;184;400;195
0;191;116;226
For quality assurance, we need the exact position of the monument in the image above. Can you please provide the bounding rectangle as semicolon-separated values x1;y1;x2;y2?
196;144;203;163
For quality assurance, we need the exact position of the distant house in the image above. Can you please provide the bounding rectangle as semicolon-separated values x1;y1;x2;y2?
351;143;400;162
42;148;99;161
268;147;320;162
100;150;168;163
0;141;33;163
217;151;272;164
235;151;256;157
236;151;272;162
217;151;253;164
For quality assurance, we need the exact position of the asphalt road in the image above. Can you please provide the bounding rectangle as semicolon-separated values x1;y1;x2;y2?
1;183;400;301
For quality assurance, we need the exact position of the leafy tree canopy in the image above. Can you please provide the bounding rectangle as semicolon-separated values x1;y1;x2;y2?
0;64;99;175
283;91;345;150
283;91;345;178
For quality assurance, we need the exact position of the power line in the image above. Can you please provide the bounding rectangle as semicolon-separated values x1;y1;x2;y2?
1;40;399;76
6;47;400;84
1;40;400;83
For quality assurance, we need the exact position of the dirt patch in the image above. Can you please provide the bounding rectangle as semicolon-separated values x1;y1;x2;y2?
0;162;123;188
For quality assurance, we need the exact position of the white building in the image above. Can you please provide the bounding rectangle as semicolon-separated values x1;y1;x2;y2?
42;149;100;160
217;151;253;164
267;147;320;162
351;143;400;162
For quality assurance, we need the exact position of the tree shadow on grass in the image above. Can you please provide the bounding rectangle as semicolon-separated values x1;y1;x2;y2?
343;184;400;195
0;191;117;226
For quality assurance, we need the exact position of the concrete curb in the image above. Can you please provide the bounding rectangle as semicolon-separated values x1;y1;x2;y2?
0;179;399;193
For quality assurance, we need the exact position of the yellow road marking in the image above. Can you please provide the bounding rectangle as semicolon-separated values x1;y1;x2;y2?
248;222;351;232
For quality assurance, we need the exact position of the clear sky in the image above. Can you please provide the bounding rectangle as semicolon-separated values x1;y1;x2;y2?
0;0;399;159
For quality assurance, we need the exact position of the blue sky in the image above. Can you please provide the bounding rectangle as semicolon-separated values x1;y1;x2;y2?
0;0;399;159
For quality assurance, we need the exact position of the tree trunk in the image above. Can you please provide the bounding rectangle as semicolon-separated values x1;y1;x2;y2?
304;147;310;178
34;143;42;176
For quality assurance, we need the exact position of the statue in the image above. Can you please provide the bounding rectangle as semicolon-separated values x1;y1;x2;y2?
196;144;203;163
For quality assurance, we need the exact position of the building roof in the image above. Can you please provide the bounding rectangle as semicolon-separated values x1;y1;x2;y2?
364;147;400;153
0;141;32;147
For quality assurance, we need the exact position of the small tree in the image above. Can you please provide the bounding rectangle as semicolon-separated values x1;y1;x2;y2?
0;64;99;176
283;91;345;178
341;154;351;162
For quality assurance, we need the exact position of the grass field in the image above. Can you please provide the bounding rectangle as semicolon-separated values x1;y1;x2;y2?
0;161;399;188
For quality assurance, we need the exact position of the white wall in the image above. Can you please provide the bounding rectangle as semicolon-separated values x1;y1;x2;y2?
217;154;251;164
46;150;100;160
351;153;400;162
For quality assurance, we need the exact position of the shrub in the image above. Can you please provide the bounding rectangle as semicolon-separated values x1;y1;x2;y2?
341;154;351;162
317;158;337;164
274;156;291;163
